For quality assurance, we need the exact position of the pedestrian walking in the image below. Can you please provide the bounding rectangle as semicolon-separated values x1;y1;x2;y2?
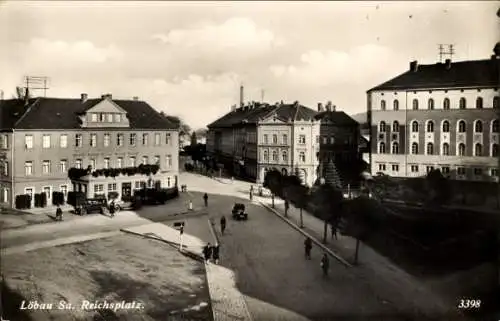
304;237;312;260
203;193;208;207
203;243;212;263
284;200;290;216
249;190;253;201
320;253;329;277
212;243;220;264
109;200;115;218
56;206;63;221
330;222;338;240
220;216;226;235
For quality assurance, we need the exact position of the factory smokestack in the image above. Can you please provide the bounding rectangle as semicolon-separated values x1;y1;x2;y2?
240;85;244;107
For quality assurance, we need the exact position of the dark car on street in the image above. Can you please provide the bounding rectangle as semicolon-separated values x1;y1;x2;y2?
232;203;248;220
75;198;108;215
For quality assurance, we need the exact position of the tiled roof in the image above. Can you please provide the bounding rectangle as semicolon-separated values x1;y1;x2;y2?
0;97;177;130
314;111;359;126
207;102;317;128
369;58;500;91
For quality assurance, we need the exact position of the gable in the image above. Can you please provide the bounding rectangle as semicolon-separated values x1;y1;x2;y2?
259;113;288;124
86;99;127;114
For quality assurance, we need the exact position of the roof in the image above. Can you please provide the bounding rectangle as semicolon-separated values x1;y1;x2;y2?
314;110;359;126
207;102;317;128
368;58;500;91
0;97;178;130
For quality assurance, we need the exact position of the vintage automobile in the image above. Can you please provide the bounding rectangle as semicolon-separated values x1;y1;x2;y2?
75;198;108;215
232;203;248;220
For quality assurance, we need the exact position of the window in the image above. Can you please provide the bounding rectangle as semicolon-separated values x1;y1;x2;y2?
474;120;483;133
142;156;148;165
41;160;50;174
476;97;483;109
298;135;306;144
411;142;419;154
129;156;136;167
75;134;82;147
43;186;51;200
443;98;450;110
330;137;335;144
299;151;306;162
391;142;399;154
108;183;117;191
282;151;288;162
380;100;386;110
458;143;466;156
393;100;399;111
379;121;386;132
99;113;105;122
25;161;33;176
491;168;498;177
272;150;278;161
60;134;68;148
315;135;320;144
60;185;68;197
0;134;7;149
166;155;172;168
426;166;434;174
75;159;82;169
412;99;419;110
379;142;386;153
392;121;399;132
378;164;386;171
426;143;434;155
426;121;434;132
154;155;160;165
94;184;104;193
457;167;466;176
117;134;124;146
458;120;466;133
91;113;98;122
1;161;7;176
167;177;171;187
391;164;399;172
107;113;113;122
104;133;110;147
42;135;51;148
410;165;419;173
272;134;278;144
166;133;171;145
492;120;499;133
129;133;136;146
459;97;466;109
155;133;161;146
442;166;450;175
474;143;482;156
474;168;483;176
322;136;328;144
411;121;419;132
491;144;499;157
442;143;450;156
117;157;123;168
263;150;268;161
442;120;450;133
90;134;97;147
104;158;110;169
263;134;268;144
282;134;288;145
142;133;149;145
114;114;121;122
25;135;33;149
428;98;434;110
494;96;500;109
90;159;96;170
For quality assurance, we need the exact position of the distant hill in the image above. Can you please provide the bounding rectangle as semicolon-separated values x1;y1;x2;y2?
348;112;367;124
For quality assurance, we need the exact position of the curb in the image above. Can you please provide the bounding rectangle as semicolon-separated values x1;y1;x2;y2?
260;202;352;268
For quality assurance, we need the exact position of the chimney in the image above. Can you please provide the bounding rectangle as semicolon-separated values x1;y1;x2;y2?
325;101;332;111
239;85;244;107
409;60;418;72
133;96;139;101
317;103;323;112
81;93;88;103
445;59;452;69
294;100;299;107
332;105;336;111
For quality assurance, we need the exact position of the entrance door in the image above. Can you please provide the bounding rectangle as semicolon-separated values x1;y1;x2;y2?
122;182;132;200
25;188;34;208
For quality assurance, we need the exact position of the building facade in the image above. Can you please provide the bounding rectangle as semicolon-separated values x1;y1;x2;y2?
0;93;179;208
367;57;500;182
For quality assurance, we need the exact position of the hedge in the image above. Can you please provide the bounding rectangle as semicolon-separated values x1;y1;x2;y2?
68;164;160;180
15;194;31;209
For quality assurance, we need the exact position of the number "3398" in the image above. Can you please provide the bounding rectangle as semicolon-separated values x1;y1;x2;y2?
458;299;481;309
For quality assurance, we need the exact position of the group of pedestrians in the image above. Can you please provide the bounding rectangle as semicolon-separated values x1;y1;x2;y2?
304;237;330;277
203;242;220;264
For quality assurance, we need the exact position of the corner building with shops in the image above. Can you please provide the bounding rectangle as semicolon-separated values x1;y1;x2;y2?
367;57;499;182
0;93;179;208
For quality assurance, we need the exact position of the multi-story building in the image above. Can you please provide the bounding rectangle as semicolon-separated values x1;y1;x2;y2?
367;57;500;182
0;93;179;208
207;101;320;186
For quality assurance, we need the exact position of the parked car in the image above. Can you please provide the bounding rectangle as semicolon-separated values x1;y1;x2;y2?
75;198;108;215
107;199;132;212
232;203;248;220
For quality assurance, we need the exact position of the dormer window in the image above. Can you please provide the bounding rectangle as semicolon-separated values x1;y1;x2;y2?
114;114;121;122
107;113;113;122
99;113;105;122
91;113;98;122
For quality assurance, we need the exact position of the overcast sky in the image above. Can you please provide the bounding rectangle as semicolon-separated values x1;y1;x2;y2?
1;1;498;129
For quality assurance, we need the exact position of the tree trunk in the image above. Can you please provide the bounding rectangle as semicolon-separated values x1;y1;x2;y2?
299;208;304;228
354;238;360;265
323;220;327;244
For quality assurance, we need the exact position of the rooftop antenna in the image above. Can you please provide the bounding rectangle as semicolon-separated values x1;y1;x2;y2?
438;44;455;63
23;76;50;97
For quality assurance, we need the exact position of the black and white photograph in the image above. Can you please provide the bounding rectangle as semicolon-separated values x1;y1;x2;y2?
1;1;499;321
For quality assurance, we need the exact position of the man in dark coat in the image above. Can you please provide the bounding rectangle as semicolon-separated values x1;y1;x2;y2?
321;253;330;277
109;200;115;218
56;206;63;221
203;243;212;263
304;237;312;260
212;243;220;264
203;193;208;206
220;216;226;235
